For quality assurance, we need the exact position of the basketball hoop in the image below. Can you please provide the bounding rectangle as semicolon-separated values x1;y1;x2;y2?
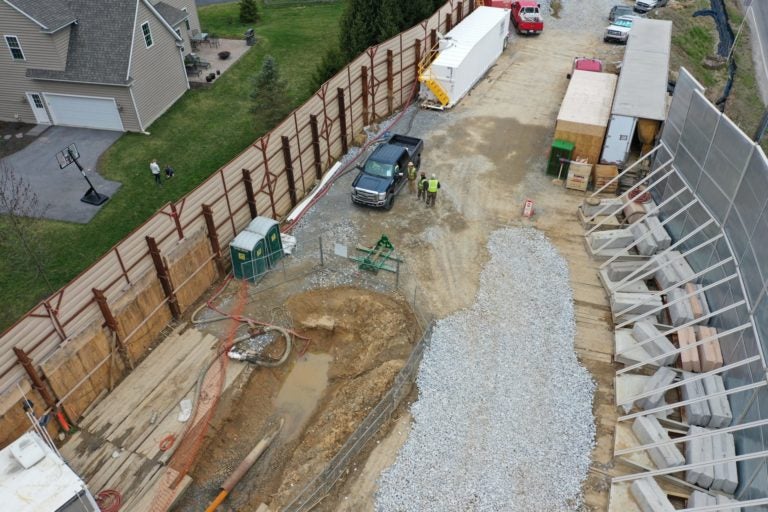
53;142;109;205
56;143;80;169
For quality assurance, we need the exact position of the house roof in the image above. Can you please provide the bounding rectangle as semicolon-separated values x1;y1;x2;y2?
3;0;77;32
153;1;187;27
26;0;182;86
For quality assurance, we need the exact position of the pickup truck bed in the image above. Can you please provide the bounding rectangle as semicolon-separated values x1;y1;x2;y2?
386;134;423;164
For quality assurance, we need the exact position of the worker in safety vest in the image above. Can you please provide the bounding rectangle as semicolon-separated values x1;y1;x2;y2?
407;161;418;194
417;172;428;201
426;174;440;207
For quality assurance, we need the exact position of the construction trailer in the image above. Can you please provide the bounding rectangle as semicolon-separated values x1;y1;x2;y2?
600;19;671;166
554;69;618;165
0;431;98;511
419;6;510;109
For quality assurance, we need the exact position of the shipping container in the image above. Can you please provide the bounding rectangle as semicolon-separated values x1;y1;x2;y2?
554;70;617;164
420;7;510;109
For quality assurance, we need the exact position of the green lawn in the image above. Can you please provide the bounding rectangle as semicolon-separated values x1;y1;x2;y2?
0;1;344;330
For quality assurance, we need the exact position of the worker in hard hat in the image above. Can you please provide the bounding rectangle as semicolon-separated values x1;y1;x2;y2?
407;161;418;195
417;171;428;201
426;173;440;207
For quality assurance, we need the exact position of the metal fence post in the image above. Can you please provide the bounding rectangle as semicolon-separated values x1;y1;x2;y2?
395;259;400;289
319;237;324;266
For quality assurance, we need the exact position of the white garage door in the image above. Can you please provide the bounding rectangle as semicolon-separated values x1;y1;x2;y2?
44;94;124;131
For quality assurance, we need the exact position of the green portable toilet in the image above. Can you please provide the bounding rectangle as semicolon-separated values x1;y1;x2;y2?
245;216;283;267
547;139;575;176
230;231;268;282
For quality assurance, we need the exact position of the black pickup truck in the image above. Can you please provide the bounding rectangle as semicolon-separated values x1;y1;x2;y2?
351;134;424;210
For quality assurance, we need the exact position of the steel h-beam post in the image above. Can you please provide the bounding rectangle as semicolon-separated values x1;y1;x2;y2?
309;115;323;180
202;204;226;276
281;136;298;207
145;236;181;319
336;88;349;154
242;168;258;219
92;288;134;369
361;66;370;126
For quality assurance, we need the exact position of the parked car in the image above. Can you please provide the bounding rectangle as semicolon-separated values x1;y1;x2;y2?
634;0;668;13
609;4;641;21
351;134;424;210
567;57;604;79
511;1;543;35
604;15;636;44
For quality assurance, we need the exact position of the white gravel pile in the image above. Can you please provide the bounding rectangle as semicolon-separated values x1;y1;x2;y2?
376;228;596;511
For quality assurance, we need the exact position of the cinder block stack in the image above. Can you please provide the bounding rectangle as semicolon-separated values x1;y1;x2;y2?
680;372;712;427
632;320;677;366
630;477;675;512
632;416;685;469
696;326;723;373
677;327;701;372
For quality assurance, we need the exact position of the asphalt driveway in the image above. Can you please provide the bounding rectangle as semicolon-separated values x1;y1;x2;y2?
1;126;122;224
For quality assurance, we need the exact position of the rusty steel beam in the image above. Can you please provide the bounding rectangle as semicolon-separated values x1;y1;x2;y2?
309;114;323;180
430;29;437;51
457;2;464;22
14;347;56;410
169;203;184;240
92;288;134;370
336;88;349;154
145;236;181;319
202;204;227;276
361;66;369;126
281;136;298;207
414;38;422;77
242;168;258;219
446;12;452;32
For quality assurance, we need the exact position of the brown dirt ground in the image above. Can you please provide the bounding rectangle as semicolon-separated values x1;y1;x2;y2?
173;286;418;511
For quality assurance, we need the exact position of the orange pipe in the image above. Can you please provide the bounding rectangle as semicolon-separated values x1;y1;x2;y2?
204;490;228;512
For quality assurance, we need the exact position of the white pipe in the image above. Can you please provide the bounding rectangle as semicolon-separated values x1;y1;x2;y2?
618;380;765;422
615;301;746;357
612;223;719;292
615;416;768;456
599;197;698;269
612;449;768;483
616;322;752;375
680;497;768;512
613;266;736;325
589;144;663;197
617;355;760;406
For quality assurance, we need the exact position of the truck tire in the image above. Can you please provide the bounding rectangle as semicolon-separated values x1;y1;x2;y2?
384;195;394;210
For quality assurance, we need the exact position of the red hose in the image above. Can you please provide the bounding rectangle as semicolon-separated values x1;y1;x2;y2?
96;489;122;512
628;188;651;204
159;434;176;451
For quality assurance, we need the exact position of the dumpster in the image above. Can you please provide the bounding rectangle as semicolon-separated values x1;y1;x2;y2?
547;139;575;176
245;216;283;266
230;230;267;282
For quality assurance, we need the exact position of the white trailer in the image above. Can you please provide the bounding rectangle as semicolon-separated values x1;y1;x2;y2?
419;6;510;109
0;432;99;511
601;19;671;166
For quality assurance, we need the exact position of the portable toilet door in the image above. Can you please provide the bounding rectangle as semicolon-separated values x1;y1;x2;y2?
245;216;283;266
230;231;267;282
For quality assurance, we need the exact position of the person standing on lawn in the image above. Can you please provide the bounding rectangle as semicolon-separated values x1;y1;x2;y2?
150;159;162;186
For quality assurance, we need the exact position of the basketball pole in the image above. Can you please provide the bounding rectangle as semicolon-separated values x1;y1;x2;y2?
66;146;109;206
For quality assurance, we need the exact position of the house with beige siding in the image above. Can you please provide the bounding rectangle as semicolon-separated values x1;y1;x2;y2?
0;0;202;132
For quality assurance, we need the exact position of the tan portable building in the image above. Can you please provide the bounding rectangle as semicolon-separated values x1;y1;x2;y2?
554;70;618;164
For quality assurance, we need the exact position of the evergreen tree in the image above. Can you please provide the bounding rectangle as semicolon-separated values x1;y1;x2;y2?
310;46;347;91
339;0;380;59
239;0;259;24
251;56;291;127
377;0;404;42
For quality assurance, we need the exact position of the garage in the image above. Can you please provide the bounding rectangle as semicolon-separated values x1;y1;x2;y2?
43;94;125;131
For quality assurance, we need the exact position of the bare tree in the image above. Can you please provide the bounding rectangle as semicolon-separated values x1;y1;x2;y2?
0;160;53;292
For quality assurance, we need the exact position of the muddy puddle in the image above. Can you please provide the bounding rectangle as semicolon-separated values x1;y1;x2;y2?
274;352;332;439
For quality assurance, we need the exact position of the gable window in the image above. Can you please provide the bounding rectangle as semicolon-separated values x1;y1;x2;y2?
141;22;153;48
4;36;24;60
182;8;190;30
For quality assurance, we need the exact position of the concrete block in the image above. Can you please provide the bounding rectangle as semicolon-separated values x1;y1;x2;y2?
631;221;659;256
696;326;723;373
630;478;675;512
632;415;685;469
606;260;650;281
668;250;695;284
688;490;716;508
653;398;670;419
582;198;623;217
716;494;742;511
632;320;677;366
589;229;635;250
646;216;672;250
666;287;695;327
678;327;701;372
639;367;677;410
600;267;650;294
685;426;714;488
702;375;732;428
612;292;664;323
653;253;681;289
615;328;658;369
680;372;712;427
712;432;738;494
685;283;711;320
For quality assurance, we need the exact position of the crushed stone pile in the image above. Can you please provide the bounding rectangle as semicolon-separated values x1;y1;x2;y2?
376;227;596;511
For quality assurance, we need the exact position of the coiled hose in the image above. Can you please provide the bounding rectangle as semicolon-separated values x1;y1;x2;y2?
229;325;292;368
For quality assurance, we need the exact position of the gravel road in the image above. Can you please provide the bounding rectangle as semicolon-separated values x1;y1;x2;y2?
375;228;596;511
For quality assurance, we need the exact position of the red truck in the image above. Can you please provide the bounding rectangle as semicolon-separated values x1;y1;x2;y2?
510;1;543;35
